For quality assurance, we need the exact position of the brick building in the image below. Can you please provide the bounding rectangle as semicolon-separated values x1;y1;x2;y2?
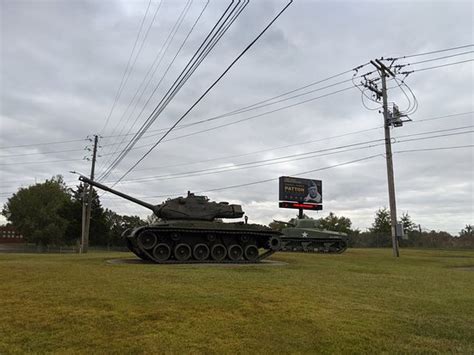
0;226;24;243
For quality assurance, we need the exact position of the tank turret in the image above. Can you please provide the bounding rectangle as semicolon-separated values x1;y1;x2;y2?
78;175;281;263
79;176;244;221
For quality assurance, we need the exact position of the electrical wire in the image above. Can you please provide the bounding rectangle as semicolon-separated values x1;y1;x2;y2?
0;147;86;158
97;0;197;174
407;59;473;73
114;110;474;174
99;85;357;156
2;111;470;188
100;0;154;135
102;139;474;201
0;158;85;166
100;127;473;186
395;144;474;154
98;0;248;181
387;44;473;60
401;50;473;66
0;138;87;150
97;64;370;143
104;1;293;186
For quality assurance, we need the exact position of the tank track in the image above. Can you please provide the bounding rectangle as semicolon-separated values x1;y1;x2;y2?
125;226;281;264
280;238;347;254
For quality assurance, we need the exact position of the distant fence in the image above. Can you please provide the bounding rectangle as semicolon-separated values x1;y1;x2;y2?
0;244;128;254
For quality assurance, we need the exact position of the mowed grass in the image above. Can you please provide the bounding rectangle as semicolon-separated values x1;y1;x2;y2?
1;249;473;354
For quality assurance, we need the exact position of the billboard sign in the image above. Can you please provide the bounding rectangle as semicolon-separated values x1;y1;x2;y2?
279;176;322;210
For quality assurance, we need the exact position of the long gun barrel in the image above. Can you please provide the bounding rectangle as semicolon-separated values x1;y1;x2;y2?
79;175;156;211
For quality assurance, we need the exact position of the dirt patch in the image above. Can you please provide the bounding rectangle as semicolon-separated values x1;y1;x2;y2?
106;258;288;267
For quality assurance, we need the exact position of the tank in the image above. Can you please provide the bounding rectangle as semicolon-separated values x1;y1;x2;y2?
79;176;281;263
276;217;348;253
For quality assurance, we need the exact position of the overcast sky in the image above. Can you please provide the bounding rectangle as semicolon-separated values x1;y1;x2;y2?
1;0;473;234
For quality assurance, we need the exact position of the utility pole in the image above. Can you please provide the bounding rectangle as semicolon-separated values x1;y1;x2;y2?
357;58;413;257
81;134;99;253
369;59;400;257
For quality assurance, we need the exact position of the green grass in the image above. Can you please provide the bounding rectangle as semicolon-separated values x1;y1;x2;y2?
1;249;473;354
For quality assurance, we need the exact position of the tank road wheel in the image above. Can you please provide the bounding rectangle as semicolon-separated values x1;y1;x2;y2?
153;243;171;262
174;243;192;262
211;244;226;262
137;231;158;250
228;244;243;261
268;236;282;251
193;243;210;261
244;245;259;262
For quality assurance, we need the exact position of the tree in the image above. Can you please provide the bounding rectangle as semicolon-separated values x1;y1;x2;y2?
459;224;473;238
105;209;146;246
2;176;71;246
370;208;391;235
400;212;416;234
317;212;353;234
62;184;110;246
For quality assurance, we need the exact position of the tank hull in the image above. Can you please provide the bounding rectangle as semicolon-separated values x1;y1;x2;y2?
280;237;347;253
124;221;282;263
279;226;348;254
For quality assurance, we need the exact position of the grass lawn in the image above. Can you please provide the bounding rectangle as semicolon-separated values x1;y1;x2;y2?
0;248;473;354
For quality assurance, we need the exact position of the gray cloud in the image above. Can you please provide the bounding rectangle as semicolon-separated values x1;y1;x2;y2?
1;0;473;234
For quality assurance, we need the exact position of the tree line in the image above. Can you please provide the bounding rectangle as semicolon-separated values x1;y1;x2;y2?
2;176;473;249
1;176;146;247
270;209;474;249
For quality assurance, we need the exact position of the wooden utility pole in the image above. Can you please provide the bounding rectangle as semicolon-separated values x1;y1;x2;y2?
370;60;400;257
81;135;99;253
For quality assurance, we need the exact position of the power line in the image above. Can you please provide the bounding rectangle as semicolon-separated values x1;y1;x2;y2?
104;1;293;186
99;0;154;135
100;85;357;156
0;158;85;166
401;50;473;66
100;140;474;201
98;0;248;181
97;65;369;143
0;147;85;158
405;59;474;73
108;139;386;185
396;144;474;154
415;111;473;123
112;110;474;174
98;0;194;167
388;44;473;60
97;0;207;176
101;127;473;186
164;155;381;197
0;138;87;150
1;111;470;189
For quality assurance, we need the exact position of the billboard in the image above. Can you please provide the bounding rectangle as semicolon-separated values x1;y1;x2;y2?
279;176;322;209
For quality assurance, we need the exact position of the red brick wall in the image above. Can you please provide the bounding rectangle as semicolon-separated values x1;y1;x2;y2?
0;226;24;243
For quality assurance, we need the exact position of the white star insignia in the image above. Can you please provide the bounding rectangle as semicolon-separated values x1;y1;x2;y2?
301;232;308;238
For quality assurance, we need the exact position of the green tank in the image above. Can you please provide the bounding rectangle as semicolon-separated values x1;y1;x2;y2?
276;217;348;253
79;176;281;263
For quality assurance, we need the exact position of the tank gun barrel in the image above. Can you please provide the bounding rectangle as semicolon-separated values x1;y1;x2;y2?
78;175;156;211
